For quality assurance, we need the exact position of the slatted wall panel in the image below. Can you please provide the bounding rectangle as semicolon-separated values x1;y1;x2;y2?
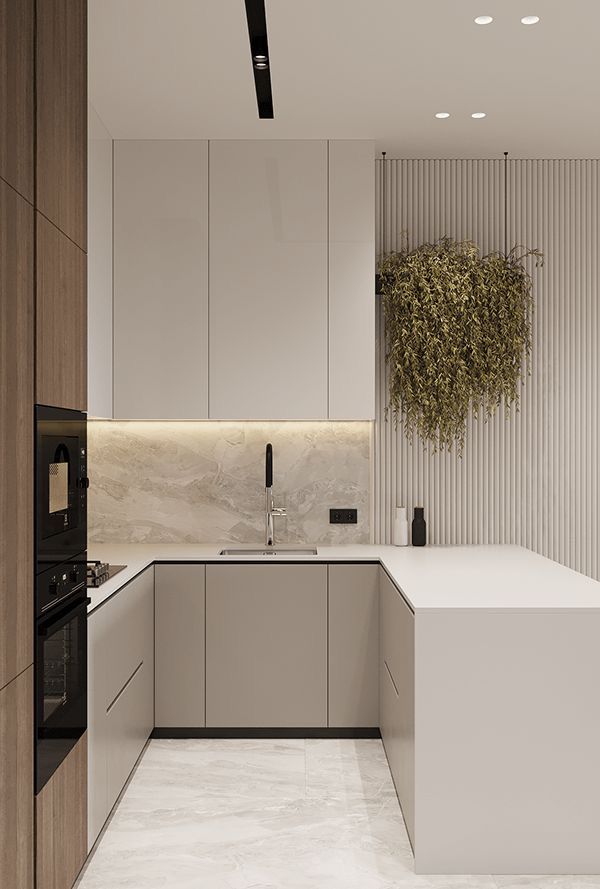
375;159;600;581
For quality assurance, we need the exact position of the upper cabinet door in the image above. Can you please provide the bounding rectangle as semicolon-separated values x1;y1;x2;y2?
36;213;87;410
0;0;34;202
113;140;209;419
328;141;375;419
209;141;328;420
87;105;113;418
0;180;33;691
36;0;87;250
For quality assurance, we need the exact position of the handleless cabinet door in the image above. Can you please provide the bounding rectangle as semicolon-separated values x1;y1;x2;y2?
36;0;87;249
0;0;34;201
328;564;379;727
379;569;415;845
113;140;209;419
206;564;327;727
1;181;33;691
0;667;33;889
155;565;206;728
209;140;328;419
36;734;87;889
35;213;87;411
106;660;153;810
87;104;113;419
328;141;375;419
87;567;154;849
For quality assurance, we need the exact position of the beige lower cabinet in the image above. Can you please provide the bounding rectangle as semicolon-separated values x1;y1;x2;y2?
206;564;327;727
36;734;87;889
379;569;415;846
155;564;206;728
0;667;34;889
87;567;154;849
328;564;379;727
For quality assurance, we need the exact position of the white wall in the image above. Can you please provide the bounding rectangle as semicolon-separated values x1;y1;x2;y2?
87;104;113;417
375;159;600;581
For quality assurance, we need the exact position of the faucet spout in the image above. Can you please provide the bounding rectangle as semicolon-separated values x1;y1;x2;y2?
265;443;286;546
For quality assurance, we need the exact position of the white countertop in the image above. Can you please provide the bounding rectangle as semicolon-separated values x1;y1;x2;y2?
87;543;600;613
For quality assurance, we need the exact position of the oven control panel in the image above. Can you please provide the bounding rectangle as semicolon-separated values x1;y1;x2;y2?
37;555;87;615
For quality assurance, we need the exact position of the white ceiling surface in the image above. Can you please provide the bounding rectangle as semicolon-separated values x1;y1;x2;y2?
89;0;600;158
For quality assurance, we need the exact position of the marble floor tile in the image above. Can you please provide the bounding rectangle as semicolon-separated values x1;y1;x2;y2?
75;740;597;889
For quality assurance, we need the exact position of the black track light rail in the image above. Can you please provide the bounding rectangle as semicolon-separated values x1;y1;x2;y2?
244;0;274;119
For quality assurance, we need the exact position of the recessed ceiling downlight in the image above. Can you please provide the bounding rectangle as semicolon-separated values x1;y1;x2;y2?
471;112;486;119
435;112;450;119
474;15;493;25
521;15;540;24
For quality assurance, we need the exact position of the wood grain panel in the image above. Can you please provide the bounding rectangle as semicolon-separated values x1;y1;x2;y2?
0;667;34;889
36;0;87;249
36;733;87;889
36;213;87;410
0;179;33;690
0;0;34;201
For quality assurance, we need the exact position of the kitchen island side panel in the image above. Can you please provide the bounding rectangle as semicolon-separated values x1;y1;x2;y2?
414;608;600;874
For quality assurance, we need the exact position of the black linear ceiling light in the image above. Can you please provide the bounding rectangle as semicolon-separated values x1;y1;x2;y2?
244;0;274;119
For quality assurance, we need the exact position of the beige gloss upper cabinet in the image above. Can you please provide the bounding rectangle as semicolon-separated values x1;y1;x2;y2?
206;564;328;727
155;564;206;728
328;141;375;419
113;140;209;419
328;564;379;727
87;105;113;418
208;140;329;420
36;0;87;250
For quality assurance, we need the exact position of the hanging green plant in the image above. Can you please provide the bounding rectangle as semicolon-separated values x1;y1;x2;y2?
379;238;543;452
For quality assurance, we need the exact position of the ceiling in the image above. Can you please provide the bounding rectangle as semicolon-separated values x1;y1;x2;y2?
89;0;600;158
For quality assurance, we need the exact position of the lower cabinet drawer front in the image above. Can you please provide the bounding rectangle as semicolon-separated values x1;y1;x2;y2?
103;568;154;709
381;571;411;689
106;660;153;813
380;659;415;846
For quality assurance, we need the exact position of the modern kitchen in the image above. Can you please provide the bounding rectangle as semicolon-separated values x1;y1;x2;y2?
1;2;600;889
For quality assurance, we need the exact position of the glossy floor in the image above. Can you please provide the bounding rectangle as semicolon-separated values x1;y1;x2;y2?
76;739;600;889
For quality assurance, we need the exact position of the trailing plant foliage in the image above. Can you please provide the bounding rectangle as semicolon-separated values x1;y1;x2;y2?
379;238;543;452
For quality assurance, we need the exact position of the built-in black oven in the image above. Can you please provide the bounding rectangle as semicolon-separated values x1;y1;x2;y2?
35;587;89;793
35;404;88;584
35;404;89;792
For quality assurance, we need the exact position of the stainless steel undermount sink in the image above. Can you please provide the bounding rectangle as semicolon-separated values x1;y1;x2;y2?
219;547;318;556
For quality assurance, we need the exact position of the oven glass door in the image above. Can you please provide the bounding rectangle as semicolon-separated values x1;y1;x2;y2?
36;594;88;793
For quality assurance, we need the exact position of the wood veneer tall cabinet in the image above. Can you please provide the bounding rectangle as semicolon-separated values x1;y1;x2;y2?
0;667;34;889
35;0;87;412
0;0;34;201
0;179;34;692
36;735;87;889
36;0;87;250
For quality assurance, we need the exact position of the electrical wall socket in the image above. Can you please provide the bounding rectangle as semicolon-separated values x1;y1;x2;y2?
329;508;358;524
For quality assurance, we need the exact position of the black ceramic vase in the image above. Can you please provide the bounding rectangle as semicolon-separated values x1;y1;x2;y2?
411;507;426;546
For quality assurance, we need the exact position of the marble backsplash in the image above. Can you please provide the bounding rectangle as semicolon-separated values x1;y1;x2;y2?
88;422;371;545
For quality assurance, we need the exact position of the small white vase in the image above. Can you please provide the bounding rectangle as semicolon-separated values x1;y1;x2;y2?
393;507;409;546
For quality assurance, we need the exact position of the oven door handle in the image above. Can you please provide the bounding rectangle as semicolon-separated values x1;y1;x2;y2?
38;596;91;637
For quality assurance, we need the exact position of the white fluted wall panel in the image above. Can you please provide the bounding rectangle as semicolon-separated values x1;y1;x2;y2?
375;159;600;581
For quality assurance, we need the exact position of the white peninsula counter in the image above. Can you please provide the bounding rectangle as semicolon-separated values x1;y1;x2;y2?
87;543;600;874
